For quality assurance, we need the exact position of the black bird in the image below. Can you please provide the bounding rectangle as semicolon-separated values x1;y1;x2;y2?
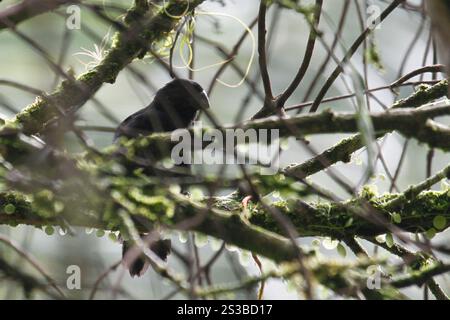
114;78;210;277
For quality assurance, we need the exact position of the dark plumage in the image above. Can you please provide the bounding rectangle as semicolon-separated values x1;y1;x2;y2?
122;238;171;277
115;78;209;140
115;78;210;277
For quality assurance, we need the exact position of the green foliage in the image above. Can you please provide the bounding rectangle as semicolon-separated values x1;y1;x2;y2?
433;215;447;230
365;37;384;72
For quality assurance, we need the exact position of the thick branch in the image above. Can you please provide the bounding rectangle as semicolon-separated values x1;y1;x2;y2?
1;187;448;258
248;189;449;239
391;263;450;288
283;79;449;179
123;101;450;158
0;191;299;263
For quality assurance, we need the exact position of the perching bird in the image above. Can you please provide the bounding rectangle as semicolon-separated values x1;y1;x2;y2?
114;78;210;277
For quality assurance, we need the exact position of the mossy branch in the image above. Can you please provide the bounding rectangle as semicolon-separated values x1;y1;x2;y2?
3;0;205;135
283;80;449;179
97;80;449;164
1;184;448;262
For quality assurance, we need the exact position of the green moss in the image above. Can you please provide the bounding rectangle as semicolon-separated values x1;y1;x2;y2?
0;191;32;214
77;70;98;82
314;261;352;292
393;79;449;109
13;96;48;133
248;188;450;238
365;39;384;72
0;191;48;228
360;184;379;200
5;0;204;137
128;188;175;220
31;190;59;218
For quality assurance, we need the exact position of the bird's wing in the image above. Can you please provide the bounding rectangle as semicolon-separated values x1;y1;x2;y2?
114;107;154;140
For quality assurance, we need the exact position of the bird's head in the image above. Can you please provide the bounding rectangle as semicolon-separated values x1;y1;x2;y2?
155;78;210;114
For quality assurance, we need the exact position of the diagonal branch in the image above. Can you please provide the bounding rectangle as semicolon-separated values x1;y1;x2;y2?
276;0;323;108
309;0;405;112
283;79;449;179
4;0;205;135
0;0;78;31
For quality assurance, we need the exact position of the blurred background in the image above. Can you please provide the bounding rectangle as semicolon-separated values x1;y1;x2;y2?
0;0;448;299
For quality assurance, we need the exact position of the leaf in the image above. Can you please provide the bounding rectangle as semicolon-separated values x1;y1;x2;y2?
425;228;437;240
433;215;447;230
96;229;105;237
108;232;118;242
312;239;321;248
337;243;347;258
386;233;394;248
4;204;15;214
344;217;354;228
45;226;54;235
392;213;402;224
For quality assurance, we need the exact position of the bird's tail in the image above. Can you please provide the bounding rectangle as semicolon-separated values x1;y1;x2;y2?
122;237;171;277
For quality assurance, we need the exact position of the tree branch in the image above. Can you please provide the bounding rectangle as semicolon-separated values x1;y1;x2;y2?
1;185;448;261
257;0;273;102
4;0;205;135
276;0;323;107
0;0;77;31
309;0;405;112
283;79;449;179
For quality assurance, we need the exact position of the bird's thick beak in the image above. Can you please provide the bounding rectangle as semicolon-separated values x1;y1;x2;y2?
200;90;210;109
